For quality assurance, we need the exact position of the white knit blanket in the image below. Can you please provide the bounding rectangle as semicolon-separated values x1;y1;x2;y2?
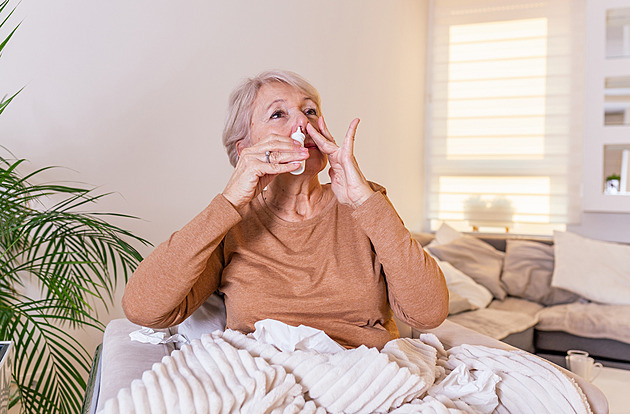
98;329;592;414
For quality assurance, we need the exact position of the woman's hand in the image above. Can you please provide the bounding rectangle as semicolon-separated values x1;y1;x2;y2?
222;136;309;209
307;117;374;208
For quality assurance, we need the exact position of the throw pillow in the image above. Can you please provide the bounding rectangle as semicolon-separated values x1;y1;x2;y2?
176;292;227;341
551;231;630;305
448;291;476;315
411;232;435;247
434;222;463;245
428;236;506;299
502;240;580;306
435;258;494;309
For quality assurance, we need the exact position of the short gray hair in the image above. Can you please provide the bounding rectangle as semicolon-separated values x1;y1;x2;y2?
222;70;321;167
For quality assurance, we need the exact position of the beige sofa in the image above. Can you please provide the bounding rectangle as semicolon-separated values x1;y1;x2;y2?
81;229;621;413
413;231;630;371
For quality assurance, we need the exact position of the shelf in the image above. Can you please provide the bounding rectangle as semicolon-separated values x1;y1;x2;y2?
583;0;630;213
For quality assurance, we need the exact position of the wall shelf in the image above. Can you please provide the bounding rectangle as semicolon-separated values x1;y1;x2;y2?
583;0;630;213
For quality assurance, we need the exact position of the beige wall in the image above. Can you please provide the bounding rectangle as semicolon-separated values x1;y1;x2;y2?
1;0;429;356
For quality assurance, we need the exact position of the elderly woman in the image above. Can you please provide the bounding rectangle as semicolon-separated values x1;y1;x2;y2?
122;70;448;349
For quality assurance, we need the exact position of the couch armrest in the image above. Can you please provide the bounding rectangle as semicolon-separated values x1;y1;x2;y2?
416;320;609;414
96;318;175;413
81;344;102;414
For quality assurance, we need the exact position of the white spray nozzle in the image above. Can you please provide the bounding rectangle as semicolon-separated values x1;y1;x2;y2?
290;126;306;175
291;126;305;143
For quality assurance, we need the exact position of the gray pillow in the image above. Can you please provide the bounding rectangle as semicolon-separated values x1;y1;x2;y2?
428;236;506;299
502;240;580;306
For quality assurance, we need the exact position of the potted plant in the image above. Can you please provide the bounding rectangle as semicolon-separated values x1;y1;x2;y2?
605;173;621;194
1;2;150;412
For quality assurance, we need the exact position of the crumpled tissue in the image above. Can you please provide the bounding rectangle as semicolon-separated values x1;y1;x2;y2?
129;327;188;345
428;363;500;413
251;318;345;353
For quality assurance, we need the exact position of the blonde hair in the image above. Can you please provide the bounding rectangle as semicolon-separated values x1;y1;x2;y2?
222;70;321;167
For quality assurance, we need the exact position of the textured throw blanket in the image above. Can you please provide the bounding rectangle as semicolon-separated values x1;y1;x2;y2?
98;329;592;414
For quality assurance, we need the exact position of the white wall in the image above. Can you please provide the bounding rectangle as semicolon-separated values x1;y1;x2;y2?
0;0;429;359
568;212;630;243
570;0;630;244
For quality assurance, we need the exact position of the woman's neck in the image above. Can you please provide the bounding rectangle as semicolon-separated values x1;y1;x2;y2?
262;176;331;221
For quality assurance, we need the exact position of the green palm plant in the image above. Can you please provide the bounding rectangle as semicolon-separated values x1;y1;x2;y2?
1;155;151;413
1;1;151;412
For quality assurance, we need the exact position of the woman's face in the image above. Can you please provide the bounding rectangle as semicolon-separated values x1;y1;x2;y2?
248;82;327;175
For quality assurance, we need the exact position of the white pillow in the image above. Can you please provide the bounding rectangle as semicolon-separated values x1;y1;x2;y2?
551;231;630;305
435;258;493;309
433;222;463;246
176;293;227;341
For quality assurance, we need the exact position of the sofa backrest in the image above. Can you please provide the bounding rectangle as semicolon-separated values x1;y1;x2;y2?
412;232;552;252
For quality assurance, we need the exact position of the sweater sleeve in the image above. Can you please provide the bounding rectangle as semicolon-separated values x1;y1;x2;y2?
351;190;449;330
122;194;242;328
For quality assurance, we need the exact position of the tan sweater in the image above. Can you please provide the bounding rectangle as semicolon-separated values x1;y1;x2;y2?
122;185;448;349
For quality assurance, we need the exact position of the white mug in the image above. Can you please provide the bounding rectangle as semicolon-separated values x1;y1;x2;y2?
565;350;603;382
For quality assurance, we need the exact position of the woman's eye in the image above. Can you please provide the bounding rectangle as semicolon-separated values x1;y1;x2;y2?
305;108;318;117
271;110;286;119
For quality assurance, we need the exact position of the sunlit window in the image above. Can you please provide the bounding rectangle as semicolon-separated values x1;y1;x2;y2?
427;0;584;235
447;18;547;159
437;176;560;233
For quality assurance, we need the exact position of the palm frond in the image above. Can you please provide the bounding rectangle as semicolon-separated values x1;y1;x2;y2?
0;298;97;412
0;154;151;413
0;0;20;57
0;0;21;117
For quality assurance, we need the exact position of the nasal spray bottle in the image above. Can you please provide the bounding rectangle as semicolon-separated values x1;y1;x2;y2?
290;126;306;175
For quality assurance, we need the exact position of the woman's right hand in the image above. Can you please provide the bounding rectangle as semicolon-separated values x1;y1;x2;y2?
222;135;309;209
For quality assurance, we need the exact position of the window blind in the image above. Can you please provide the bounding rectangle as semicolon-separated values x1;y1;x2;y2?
426;0;585;235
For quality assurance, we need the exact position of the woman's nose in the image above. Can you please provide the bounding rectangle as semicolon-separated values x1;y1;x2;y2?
293;112;309;133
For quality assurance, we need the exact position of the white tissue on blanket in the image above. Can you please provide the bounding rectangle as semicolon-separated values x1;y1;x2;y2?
251;318;345;353
428;364;500;413
129;327;188;345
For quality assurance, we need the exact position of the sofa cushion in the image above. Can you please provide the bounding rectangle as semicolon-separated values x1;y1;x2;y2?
433;222;463;245
428;236;506;299
536;302;630;345
448;291;476;315
551;231;630;305
502;240;580;306
447;308;538;340
488;296;544;318
412;232;435;247
435;258;493;310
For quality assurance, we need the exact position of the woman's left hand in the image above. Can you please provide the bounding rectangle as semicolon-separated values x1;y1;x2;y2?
307;116;374;208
